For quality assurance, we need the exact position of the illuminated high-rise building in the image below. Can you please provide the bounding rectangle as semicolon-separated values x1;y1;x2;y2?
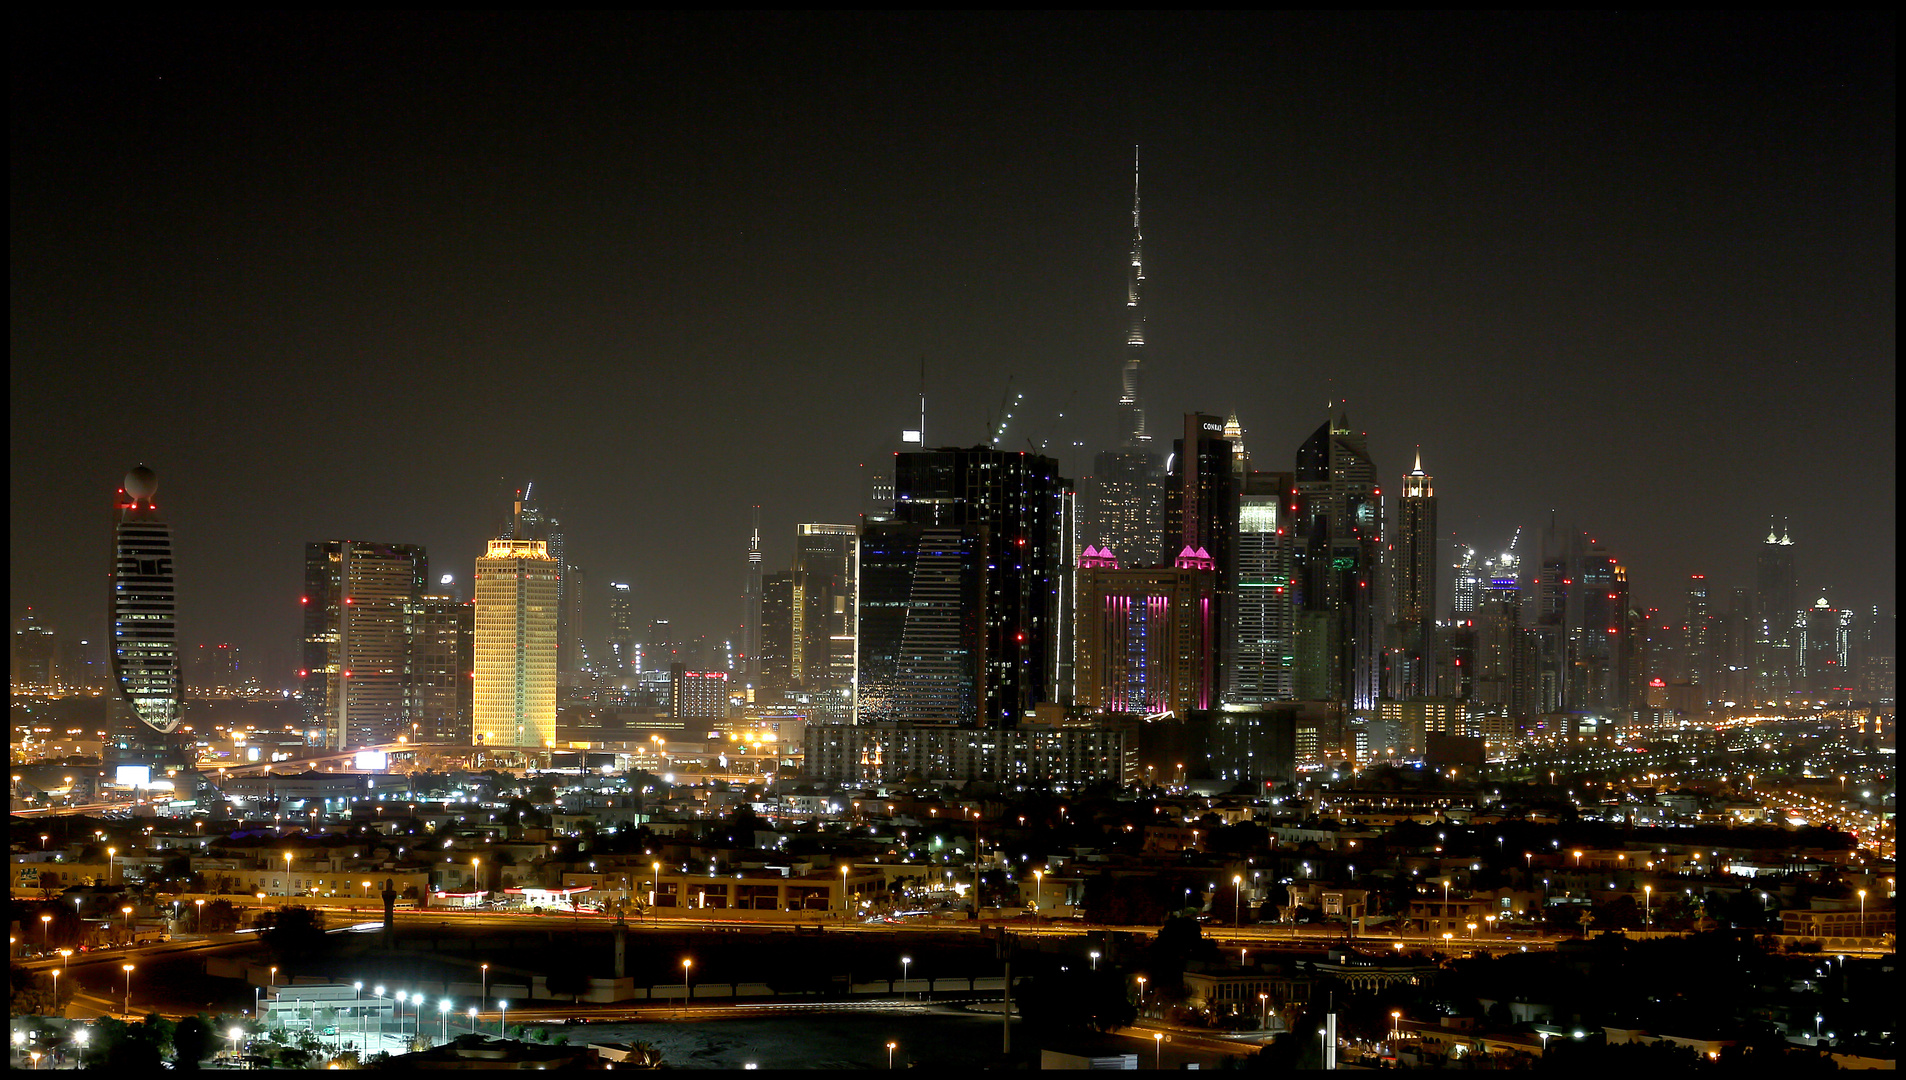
1119;146;1149;449
1459;533;1523;712
670;663;730;724
1085;149;1164;569
474;500;559;750
757;569;813;691
106;466;188;782
301;541;427;749
1568;540;1631;714
1074;546;1217;716
13;608;57;687
1518;525;1630;718
1391;451;1438;699
794;524;859;694
606;582;635;677
1452;548;1483;618
1683;574;1716;690
1230;471;1296;703
1796;594;1855;700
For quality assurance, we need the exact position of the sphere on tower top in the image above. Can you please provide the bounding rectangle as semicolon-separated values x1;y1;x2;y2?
123;465;158;502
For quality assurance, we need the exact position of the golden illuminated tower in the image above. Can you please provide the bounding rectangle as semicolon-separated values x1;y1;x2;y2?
474;500;559;749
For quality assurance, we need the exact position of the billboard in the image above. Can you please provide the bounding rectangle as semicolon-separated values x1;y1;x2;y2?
353;750;390;771
115;764;152;788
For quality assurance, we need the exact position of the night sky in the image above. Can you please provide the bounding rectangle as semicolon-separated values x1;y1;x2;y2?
10;13;1894;679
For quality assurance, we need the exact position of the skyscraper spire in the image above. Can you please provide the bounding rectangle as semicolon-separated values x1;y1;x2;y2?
743;505;764;683
1119;145;1149;446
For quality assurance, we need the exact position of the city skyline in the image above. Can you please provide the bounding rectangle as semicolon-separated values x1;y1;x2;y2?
10;13;1894;672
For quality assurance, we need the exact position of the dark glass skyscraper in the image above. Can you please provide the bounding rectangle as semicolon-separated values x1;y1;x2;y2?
1754;522;1798;702
417;593;473;742
302;541;428;748
606;582;635;678
1292;413;1382;709
855;522;983;725
1163;413;1240;699
857;446;1068;726
897;447;1069;724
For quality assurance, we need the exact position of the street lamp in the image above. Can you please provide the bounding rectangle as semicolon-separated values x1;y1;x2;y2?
481;964;489;1012
467;1006;477;1033
49;966;60;1015
195;898;205;933
228;1027;243;1061
1858;889;1867;935
887;1041;897;1069
1644;885;1652;927
107;847;116;885
842;865;851;914
1135;975;1146;1011
354;983;364;1044
439;1000;450;1043
1155;1032;1165;1069
40;913;52;952
1234;874;1243;925
284;852;294;894
269;965;278;988
681;959;693;1016
901;956;911;999
1090;950;1100;972
396;991;408;1040
498;1000;508;1037
1391;1011;1401;1039
1034;869;1043;913
1260;992;1270;1030
122;963;135;1015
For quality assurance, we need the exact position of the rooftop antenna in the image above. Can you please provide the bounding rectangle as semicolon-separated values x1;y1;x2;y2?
902;356;927;446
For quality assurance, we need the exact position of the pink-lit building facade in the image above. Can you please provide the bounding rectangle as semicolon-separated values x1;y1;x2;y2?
1074;546;1217;716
